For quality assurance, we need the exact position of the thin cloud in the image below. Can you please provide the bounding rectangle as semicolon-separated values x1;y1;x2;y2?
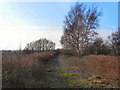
95;29;116;41
0;25;63;50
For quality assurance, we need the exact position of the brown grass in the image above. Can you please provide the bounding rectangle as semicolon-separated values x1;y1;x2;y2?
84;55;119;80
2;51;57;88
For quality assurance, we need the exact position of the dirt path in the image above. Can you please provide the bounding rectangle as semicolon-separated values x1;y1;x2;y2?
39;55;98;88
35;55;69;88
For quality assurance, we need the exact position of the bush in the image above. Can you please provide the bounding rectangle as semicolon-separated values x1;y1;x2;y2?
2;51;57;88
84;55;119;80
57;49;76;56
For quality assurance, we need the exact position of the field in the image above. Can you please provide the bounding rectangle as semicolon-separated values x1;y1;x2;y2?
2;51;119;88
57;54;119;88
85;55;119;81
2;51;57;88
1;1;119;89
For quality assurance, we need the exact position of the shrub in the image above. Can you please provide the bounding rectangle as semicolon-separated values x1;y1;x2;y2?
84;55;119;80
2;51;57;88
57;49;76;56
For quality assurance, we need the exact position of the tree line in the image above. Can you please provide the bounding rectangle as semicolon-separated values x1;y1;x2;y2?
82;30;120;55
23;38;55;54
60;2;120;56
23;2;119;56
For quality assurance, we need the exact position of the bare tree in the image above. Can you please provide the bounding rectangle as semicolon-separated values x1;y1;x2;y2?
108;30;120;55
61;2;102;55
24;38;55;53
83;37;112;55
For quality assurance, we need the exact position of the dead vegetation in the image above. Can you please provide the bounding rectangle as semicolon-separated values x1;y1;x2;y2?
2;51;57;88
2;50;119;88
85;55;119;81
58;54;119;88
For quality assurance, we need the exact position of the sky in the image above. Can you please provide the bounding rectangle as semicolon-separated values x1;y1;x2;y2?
0;1;118;50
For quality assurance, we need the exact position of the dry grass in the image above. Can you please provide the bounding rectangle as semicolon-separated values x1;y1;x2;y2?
59;55;119;88
84;55;119;81
2;51;119;88
2;51;57;88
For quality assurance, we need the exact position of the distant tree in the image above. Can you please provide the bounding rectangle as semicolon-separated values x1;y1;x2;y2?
83;37;112;55
60;2;102;55
24;38;55;53
108;30;120;55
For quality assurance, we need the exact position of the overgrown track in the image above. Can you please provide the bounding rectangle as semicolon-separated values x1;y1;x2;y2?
3;51;119;88
37;55;119;88
35;55;69;88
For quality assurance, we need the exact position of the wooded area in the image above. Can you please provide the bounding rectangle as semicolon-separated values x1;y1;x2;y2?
61;3;120;56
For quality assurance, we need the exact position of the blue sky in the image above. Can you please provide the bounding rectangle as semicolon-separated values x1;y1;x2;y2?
2;2;118;29
0;2;118;50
